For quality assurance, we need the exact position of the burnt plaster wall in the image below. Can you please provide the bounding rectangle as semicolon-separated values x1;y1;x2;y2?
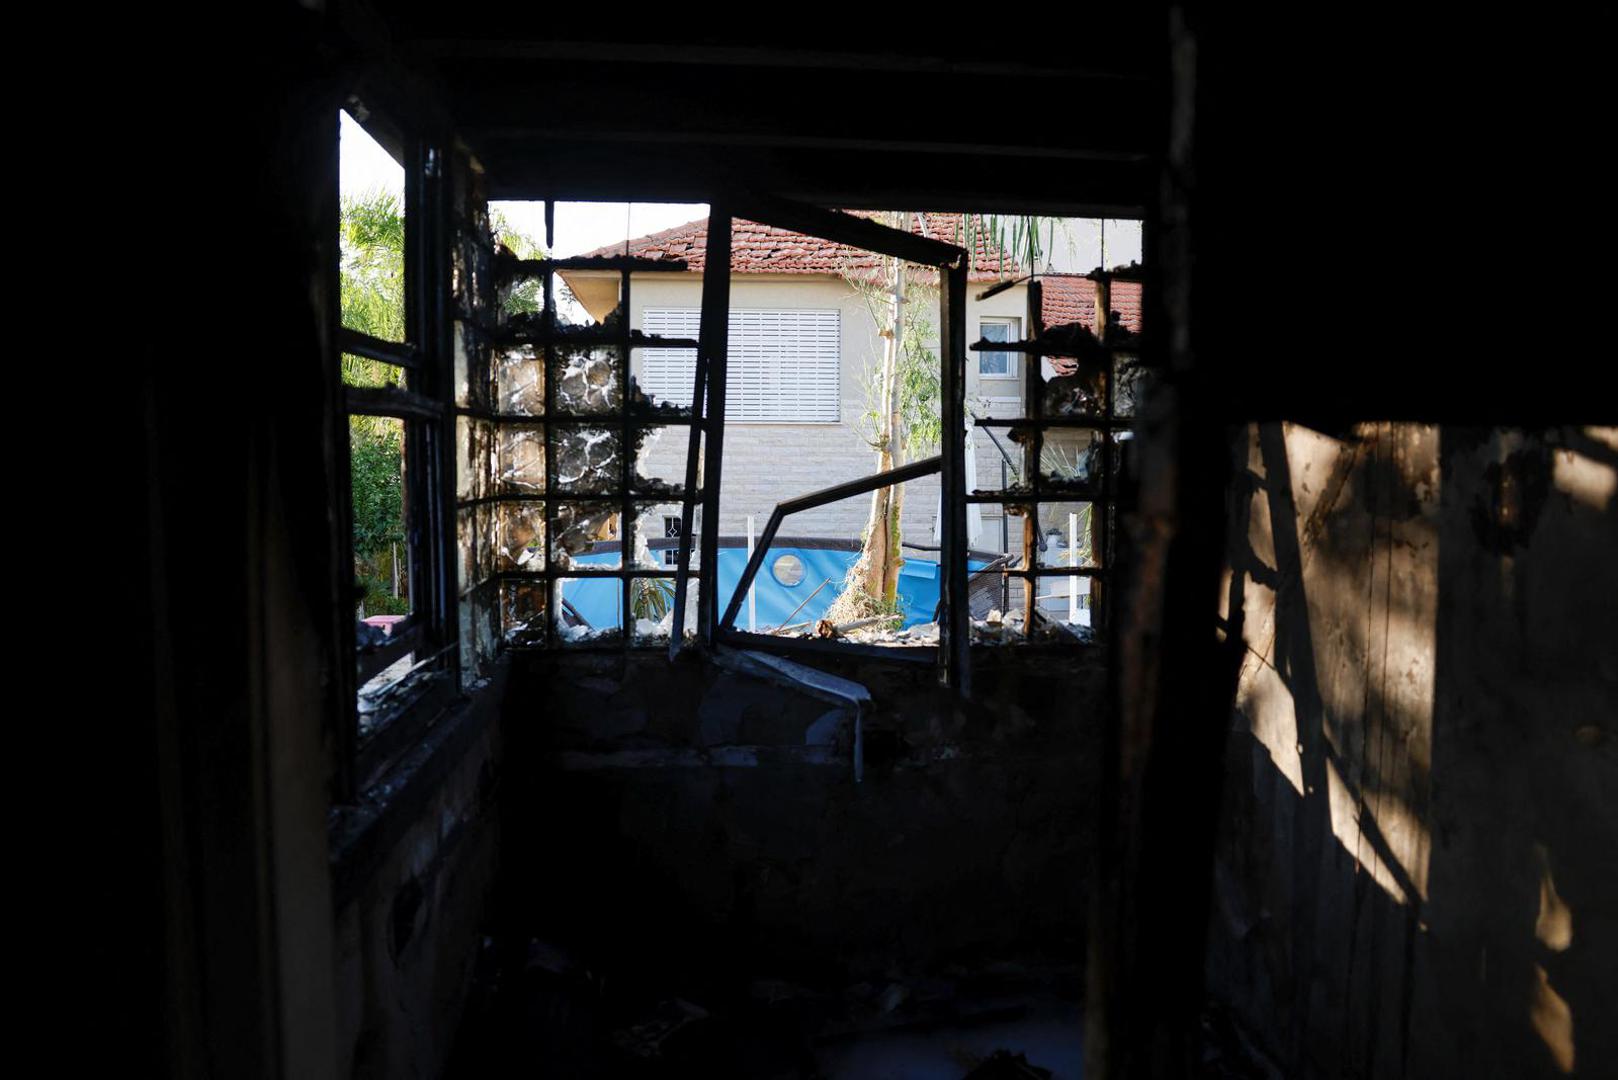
331;704;504;1080
1207;422;1618;1078
501;646;1105;990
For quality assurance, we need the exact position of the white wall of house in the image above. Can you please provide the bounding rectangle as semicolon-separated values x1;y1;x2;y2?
576;270;1042;558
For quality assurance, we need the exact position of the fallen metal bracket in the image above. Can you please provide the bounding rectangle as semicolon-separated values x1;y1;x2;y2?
712;644;872;782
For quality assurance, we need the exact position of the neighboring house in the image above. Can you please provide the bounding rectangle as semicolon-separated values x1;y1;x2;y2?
557;215;1142;569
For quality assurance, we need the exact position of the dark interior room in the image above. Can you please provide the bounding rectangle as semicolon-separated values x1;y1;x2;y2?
130;7;1614;1078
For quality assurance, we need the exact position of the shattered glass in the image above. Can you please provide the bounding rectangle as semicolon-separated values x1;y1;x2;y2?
554;577;624;643
1113;353;1152;418
633;502;686;573
1040;357;1108;418
550;503;621;569
494;502;546;573
457;417;492;502
501;579;547;647
553;345;623;415
630;577;679;645
495;426;546;495
495;345;544;416
552;426;621;493
631;426;686;497
628;347;696;417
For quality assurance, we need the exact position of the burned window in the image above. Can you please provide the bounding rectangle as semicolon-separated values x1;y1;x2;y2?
454;200;705;651
967;261;1146;645
448;196;1146;693
336;105;457;792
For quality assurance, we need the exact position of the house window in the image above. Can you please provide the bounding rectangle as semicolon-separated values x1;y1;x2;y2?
336;106;457;793
640;308;841;422
977;317;1019;379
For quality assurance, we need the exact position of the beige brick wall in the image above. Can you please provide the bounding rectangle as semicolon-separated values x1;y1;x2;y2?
620;271;1031;554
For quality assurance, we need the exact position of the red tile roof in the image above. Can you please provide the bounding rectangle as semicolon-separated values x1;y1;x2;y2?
580;212;1024;281
1037;274;1143;334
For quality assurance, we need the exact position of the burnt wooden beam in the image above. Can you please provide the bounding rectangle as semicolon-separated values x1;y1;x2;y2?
731;193;964;268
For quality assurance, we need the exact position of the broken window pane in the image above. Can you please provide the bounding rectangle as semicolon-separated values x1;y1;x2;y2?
495;344;545;416
633;502;687;571
501;579;547;647
552;426;621;493
554;577;624;643
456;416;492;502
1114;353;1152;418
1040;429;1108;493
550;503;621;570
970;577;1030;643
1032;502;1101;568
339;110;406;343
349;415;409;618
630;347;697;417
630;577;679;645
1034;573;1098;641
460;581;500;685
632;426;686;496
1041;355;1108;418
494;502;546;573
495;425;546;495
553;345;623;414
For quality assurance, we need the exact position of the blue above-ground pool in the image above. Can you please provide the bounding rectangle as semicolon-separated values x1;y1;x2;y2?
559;542;987;632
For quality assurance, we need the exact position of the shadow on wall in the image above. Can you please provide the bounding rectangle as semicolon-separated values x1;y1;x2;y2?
1208;422;1617;1079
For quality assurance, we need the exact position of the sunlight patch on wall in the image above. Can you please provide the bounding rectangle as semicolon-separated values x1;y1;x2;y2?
1531;963;1576;1074
1553;427;1617;511
1534;843;1573;953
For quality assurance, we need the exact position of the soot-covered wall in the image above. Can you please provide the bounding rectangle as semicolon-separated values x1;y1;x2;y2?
498;647;1106;991
1208;422;1617;1078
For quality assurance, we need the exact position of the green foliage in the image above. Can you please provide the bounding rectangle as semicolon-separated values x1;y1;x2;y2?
895;304;942;455
340;190;406;345
349;416;407;615
492;208;544;317
631;576;677;623
339;193;540;616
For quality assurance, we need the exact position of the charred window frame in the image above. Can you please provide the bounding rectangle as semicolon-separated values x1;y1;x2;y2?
678;198;975;691
334;104;457;798
965;268;1145;648
453;200;701;654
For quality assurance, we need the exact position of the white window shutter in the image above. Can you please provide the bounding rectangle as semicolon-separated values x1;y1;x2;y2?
641;308;839;422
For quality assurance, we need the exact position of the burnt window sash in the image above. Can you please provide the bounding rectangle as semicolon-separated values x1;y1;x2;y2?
335;118;458;799
458;224;701;653
670;198;974;692
965;267;1145;646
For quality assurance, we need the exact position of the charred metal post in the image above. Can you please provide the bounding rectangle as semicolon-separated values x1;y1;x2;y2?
1023;280;1044;632
940;259;970;692
695;210;733;644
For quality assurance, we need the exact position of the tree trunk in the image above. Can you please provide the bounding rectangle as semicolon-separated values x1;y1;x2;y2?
856;213;908;602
